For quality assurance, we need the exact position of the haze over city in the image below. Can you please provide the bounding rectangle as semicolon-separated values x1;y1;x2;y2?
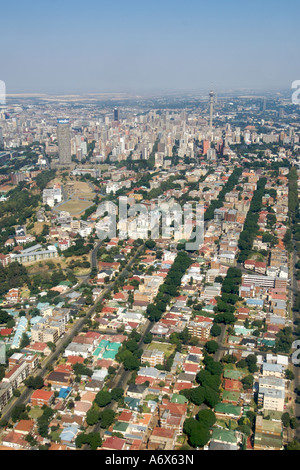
1;0;300;94
1;0;300;459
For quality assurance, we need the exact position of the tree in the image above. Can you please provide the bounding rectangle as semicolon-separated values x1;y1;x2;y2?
11;405;28;423
290;417;299;430
95;390;112;408
111;388;124;402
99;409;116;429
75;432;102;450
197;409;216;428
143;332;153;344
210;323;221;337
204;386;220;408
145;240;156;250
190;386;205;406
281;412;291;428
25;376;44;389
242;375;254;390
20;333;30;349
46;342;56;353
204;340;219;354
286;440;300;450
123;354;140;371
285;369;295;381
183;418;200;436
189;426;211;448
86;408;100;426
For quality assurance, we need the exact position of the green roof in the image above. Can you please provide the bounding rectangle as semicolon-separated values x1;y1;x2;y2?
262;339;276;346
228;336;241;343
234;326;254;336
124;397;140;410
258;419;282;435
171;393;188;404
103;350;118;359
254;433;282;449
215;403;242;417
113;421;129;433
60;281;72;286
107;342;121;351
211;428;238;444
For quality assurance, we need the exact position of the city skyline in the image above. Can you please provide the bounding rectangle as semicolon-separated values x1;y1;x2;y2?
0;0;299;95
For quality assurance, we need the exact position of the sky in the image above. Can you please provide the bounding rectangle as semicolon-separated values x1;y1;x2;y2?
1;0;300;95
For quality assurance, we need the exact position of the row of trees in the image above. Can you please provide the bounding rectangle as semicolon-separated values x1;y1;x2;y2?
204;167;243;221
238;177;267;262
147;251;192;322
213;267;242;325
115;329;143;371
182;353;224;448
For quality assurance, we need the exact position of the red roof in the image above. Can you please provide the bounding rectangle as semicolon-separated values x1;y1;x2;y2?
85;331;101;339
0;328;13;336
26;341;48;351
189;346;203;355
173;382;193;391
118;411;133;422
54;364;72;373
183;363;200;373
224;379;242;392
123;285;135;291
31;389;54;401
113;292;126;300
135;376;155;386
237;308;250;314
102;436;125;450
152;427;175;439
102;307;117;313
66;356;85;365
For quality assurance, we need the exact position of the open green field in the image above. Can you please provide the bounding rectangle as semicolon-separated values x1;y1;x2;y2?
53;198;93;216
28;407;44;419
147;341;176;358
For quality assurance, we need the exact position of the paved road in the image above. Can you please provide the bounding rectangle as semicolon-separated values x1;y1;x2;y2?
84;318;153;445
0;241;146;423
290;240;300;441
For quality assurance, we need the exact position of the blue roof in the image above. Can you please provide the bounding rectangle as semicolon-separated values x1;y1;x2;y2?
124;397;141;410
246;298;264;306
60;423;78;442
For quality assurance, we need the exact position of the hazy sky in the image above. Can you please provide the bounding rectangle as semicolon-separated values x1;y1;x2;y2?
1;0;300;94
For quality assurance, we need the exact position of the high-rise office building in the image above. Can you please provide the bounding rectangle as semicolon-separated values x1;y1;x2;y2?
57;119;71;166
0;127;3;150
209;91;214;135
207;147;216;160
114;107;119;121
203;139;210;155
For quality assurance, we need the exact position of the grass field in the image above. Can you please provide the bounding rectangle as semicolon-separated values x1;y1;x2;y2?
147;341;176;358
26;258;68;274
29;407;44;419
53;198;93;216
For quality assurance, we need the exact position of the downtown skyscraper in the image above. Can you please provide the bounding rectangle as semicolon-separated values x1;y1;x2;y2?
57;118;71;166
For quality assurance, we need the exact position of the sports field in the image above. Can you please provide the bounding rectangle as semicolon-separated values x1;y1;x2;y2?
53;198;93;216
